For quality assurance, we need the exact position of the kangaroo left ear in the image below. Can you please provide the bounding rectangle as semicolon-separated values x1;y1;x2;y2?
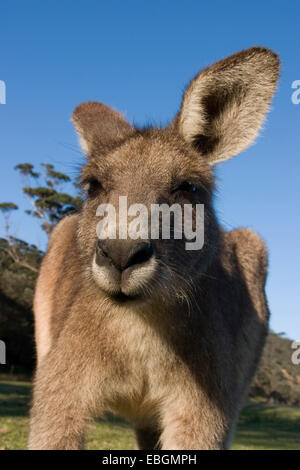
72;101;133;156
172;47;280;165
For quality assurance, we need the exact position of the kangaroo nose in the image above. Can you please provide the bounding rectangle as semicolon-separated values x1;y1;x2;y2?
124;242;154;270
96;240;154;271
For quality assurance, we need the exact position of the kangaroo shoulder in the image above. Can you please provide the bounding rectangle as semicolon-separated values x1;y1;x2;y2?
34;214;80;363
47;214;79;252
226;227;268;284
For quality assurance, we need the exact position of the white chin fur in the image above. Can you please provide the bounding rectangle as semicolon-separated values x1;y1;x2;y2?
121;257;156;296
92;258;121;295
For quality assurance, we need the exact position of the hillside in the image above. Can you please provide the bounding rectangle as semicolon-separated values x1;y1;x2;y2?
251;332;300;405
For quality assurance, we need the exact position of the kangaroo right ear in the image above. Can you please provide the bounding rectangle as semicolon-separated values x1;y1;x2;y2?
173;47;280;165
72;102;133;156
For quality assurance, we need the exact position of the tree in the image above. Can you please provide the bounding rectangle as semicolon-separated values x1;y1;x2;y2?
0;202;18;234
0;162;83;272
0;201;40;273
0;237;42;372
0;237;42;273
0;162;84;372
15;163;83;235
0;203;40;273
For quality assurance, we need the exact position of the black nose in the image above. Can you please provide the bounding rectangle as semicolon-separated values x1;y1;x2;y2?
96;240;154;271
124;242;154;270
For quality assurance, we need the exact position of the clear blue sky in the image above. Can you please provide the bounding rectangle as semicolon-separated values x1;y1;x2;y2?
0;1;299;339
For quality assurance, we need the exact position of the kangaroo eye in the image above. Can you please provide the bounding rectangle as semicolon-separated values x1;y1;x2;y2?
86;179;102;197
174;181;198;193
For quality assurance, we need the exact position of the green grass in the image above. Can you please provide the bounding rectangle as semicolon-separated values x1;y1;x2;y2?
0;379;299;450
232;403;300;450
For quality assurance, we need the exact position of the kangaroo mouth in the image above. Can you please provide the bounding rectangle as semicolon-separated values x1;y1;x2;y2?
92;254;157;299
111;291;139;302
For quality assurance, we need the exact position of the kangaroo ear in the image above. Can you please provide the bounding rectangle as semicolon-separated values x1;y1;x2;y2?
173;47;280;164
72;102;133;155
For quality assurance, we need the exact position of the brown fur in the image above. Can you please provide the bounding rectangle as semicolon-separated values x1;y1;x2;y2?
29;47;279;450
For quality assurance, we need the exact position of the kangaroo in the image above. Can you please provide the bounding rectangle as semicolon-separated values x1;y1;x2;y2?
29;47;279;450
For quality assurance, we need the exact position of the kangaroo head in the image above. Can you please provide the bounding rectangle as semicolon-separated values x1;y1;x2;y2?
72;47;279;302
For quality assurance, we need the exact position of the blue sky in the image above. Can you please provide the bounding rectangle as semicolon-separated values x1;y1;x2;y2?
0;1;299;339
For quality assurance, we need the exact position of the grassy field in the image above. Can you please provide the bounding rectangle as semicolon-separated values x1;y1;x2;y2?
0;379;299;450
